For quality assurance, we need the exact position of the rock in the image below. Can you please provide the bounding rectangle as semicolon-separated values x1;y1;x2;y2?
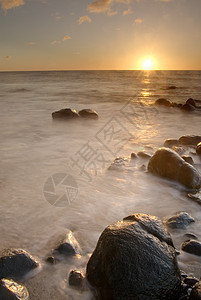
172;146;185;156
181;103;196;112
46;256;58;265
52;108;80;119
139;164;146;171
69;270;85;289
179;135;201;146
108;157;128;171
165;212;195;230
196;142;201;156
184;277;199;287
190;280;201;299
137;151;152;159
186;98;196;107
187;193;201;205
155;98;172;107
78;109;98;119
131;152;137;159
181;240;201;256
86;213;181;300
182;156;194;165
147;147;201;190
52;230;81;260
184;233;198;240
0;278;29;300
167;85;177;90
0;249;39;281
164;139;179;148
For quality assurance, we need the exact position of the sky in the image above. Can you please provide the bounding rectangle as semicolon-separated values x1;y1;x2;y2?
0;0;201;71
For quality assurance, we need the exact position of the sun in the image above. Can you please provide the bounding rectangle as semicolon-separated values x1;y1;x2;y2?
142;58;153;70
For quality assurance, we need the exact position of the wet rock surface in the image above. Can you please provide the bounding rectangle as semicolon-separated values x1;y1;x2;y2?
86;213;181;300
179;136;201;146
68;270;85;289
0;249;39;281
148;147;201;190
196;142;201;156
78;109;98;119
52;108;80;119
165;212;195;230
190;280;201;299
181;240;201;256
0;278;29;300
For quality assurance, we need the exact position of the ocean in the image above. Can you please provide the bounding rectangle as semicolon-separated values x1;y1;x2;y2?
0;70;201;299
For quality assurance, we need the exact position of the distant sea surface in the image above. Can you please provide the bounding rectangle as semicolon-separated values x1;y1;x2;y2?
0;71;201;299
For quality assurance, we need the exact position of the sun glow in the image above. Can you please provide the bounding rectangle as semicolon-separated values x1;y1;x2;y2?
142;58;153;70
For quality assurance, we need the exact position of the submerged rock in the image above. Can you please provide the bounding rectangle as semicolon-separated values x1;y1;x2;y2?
196;142;201;156
164;139;179;148
155;98;172;107
179;135;201;146
165;212;195;230
86;213;181;300
148;147;201;190
181;103;195;112
137;151;151;159
0;249;39;281
108;157;129;171
69;270;85;290
181;240;201;256
52;108;80;119
78;109;98;119
0;278;29;300
131;152;138;159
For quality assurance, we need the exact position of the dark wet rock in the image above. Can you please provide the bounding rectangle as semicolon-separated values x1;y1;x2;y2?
180;271;188;279
131;152;137;159
52;108;80;119
181;240;201;256
0;278;29;300
86;213;181;300
0;249;39;281
78;109;98;119
155;98;172;107
190;280;201;299
179;136;201;146
181;103;196;112
69;270;85;289
184;277;199;287
46;256;58;265
167;85;177;90
137;151;152;159
186;98;196;107
182;156;194;165
108;157;128;171
164;138;179;148
51;230;81;261
165;212;195;230
148;148;201;190
184;233;198;240
196;142;201;156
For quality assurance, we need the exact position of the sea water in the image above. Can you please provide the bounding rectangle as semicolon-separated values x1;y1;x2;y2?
0;70;201;299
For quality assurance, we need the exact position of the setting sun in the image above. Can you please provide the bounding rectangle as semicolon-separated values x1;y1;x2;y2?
142;59;154;70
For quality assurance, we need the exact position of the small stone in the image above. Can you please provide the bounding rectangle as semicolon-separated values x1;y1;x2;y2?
78;109;98;119
69;270;85;289
163;139;179;148
181;103;195;112
52;108;80;119
131;152;137;159
46;256;58;264
184;277;199;287
54;242;76;256
155;98;172;106
165;212;195;230
181;240;201;256
137;151;151;159
190;280;201;299
186;98;196;107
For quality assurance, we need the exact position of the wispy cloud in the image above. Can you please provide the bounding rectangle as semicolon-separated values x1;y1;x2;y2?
88;0;130;15
78;15;92;24
123;8;132;16
4;55;11;59
51;35;72;45
0;0;24;11
134;18;143;24
28;41;36;45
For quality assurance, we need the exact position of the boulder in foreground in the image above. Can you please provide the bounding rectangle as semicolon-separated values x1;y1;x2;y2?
0;278;29;300
52;108;80;119
0;249;39;281
86;213;181;300
148;147;201;190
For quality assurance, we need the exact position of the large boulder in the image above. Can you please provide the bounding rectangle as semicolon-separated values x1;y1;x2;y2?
148;148;201;190
0;249;39;281
52;108;80;119
0;278;29;300
86;213;181;300
78;109;98;119
179;135;201;146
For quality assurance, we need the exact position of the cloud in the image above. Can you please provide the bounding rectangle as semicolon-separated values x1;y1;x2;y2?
0;0;24;11
51;40;61;45
4;55;11;59
78;15;92;24
28;42;36;45
62;35;72;41
123;8;132;16
88;0;130;15
134;18;143;24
